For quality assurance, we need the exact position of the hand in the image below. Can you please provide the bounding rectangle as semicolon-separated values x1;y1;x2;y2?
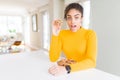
52;19;62;36
48;64;67;76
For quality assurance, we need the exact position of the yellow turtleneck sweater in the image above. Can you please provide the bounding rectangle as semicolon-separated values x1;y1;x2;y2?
49;27;97;72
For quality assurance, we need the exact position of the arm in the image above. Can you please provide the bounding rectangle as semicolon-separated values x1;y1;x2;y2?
70;30;97;72
49;19;63;62
49;34;62;62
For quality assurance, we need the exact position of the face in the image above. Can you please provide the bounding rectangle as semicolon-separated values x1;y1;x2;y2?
66;9;83;32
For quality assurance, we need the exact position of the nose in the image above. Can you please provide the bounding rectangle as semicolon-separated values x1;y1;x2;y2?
71;18;75;24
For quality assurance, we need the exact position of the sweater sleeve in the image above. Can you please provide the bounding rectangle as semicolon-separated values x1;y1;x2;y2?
49;32;62;62
70;30;97;72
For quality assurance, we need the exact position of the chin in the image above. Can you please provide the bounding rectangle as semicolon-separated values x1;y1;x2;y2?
71;29;77;32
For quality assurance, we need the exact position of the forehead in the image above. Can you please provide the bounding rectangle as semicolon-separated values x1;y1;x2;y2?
67;9;82;16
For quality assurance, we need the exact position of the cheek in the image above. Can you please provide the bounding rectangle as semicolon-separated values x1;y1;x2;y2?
78;19;82;24
77;19;82;25
67;21;71;26
77;18;82;22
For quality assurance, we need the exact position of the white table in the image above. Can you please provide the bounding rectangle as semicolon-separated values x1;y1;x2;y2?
0;50;120;80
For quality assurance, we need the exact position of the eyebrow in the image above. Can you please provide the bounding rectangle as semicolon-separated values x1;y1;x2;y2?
67;14;81;17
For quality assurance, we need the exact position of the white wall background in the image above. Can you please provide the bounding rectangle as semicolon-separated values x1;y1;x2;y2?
91;0;120;76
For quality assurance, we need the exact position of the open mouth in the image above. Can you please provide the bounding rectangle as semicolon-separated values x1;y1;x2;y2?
71;25;77;28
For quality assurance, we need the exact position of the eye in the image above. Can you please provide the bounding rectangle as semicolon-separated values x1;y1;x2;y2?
75;17;79;19
67;17;71;20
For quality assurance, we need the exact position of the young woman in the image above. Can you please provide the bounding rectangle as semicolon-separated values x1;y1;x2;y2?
48;3;97;76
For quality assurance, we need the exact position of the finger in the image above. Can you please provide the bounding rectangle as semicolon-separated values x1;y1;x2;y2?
49;65;57;71
49;67;57;74
50;65;59;72
55;20;62;27
49;69;57;74
52;20;59;27
49;67;59;75
57;19;63;24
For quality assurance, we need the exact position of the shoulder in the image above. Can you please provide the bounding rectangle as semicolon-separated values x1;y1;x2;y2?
87;29;96;35
83;28;97;39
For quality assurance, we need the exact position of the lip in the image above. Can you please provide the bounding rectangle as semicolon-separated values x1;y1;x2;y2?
71;25;76;28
